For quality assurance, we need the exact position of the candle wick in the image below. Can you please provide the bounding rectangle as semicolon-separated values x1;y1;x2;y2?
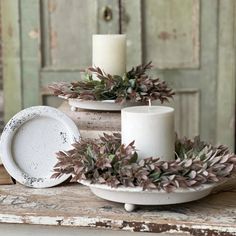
149;99;152;107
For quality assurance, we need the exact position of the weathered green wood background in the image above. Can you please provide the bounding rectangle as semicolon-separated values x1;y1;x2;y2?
1;0;235;150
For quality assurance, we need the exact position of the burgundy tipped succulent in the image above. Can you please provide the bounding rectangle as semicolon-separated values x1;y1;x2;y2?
52;133;236;192
49;62;174;104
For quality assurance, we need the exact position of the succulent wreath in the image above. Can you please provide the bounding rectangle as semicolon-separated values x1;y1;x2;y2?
52;133;236;192
49;62;174;103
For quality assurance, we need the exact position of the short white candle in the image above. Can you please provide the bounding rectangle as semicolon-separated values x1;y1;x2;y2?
121;106;175;161
92;34;126;76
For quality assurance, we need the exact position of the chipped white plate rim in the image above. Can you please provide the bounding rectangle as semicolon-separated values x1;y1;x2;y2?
0;106;80;188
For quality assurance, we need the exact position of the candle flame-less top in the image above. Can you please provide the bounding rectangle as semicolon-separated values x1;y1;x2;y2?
122;106;174;116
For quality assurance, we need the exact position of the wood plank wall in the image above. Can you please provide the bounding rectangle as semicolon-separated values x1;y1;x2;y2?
0;0;2;89
0;1;4;132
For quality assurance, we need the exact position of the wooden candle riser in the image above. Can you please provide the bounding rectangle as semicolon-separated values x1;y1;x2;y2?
58;102;121;132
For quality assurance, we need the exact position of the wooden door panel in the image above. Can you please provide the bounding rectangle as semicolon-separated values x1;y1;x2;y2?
1;0;22;120
20;1;41;108
42;0;97;68
169;90;200;138
142;0;199;69
153;89;200;138
125;0;218;143
120;0;142;70
40;0;120;106
41;0;120;69
2;0;235;149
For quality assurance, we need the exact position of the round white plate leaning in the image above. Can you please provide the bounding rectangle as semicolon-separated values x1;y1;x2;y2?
0;106;80;188
80;180;217;212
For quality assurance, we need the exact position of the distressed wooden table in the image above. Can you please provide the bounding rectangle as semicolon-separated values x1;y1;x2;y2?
0;183;236;236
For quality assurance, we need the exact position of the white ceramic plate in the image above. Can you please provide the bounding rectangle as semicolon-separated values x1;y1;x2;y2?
0;106;80;188
80;180;217;211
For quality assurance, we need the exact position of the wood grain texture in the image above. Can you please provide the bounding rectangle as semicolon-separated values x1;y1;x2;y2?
0;165;14;185
97;0;120;34
172;90;199;138
150;0;218;145
153;89;200;139
41;0;120;68
58;102;121;131
0;91;4;133
1;0;22;121
121;0;142;70
42;0;97;68
0;183;236;235
41;69;82;89
142;0;199;69
0;223;177;236
216;0;236;150
20;0;41;108
3;0;236;151
0;1;2;91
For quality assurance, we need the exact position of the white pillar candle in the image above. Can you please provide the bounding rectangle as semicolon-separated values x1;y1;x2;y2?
92;34;126;76
121;106;175;161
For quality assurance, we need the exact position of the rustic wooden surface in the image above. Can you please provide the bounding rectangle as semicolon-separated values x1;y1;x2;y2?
0;165;13;184
0;183;236;235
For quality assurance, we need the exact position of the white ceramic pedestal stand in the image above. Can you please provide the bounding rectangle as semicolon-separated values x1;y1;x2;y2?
80;180;216;212
59;96;144;112
68;99;123;111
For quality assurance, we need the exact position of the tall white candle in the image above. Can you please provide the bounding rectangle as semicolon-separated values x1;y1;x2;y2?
121;106;175;161
92;34;126;76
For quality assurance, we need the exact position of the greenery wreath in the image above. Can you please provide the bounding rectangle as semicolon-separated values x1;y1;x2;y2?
52;133;236;192
49;62;174;104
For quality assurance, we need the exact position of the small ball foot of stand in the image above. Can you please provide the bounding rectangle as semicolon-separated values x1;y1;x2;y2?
71;106;77;112
124;203;136;212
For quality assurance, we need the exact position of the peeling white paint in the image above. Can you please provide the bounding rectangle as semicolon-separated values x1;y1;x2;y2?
28;30;39;39
0;212;236;234
173;223;236;235
140;224;150;232
1;184;236;234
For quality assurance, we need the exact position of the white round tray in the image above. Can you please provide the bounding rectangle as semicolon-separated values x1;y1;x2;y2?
59;96;143;111
80;180;216;211
68;99;123;111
